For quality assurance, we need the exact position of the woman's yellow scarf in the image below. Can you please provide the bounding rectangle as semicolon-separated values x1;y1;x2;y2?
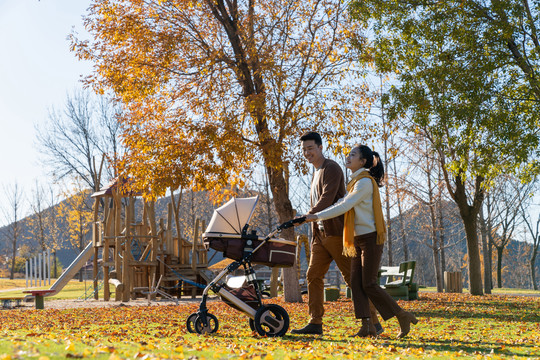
343;171;387;257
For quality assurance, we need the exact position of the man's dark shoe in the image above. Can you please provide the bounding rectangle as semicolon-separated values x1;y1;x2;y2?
290;323;323;335
374;322;384;335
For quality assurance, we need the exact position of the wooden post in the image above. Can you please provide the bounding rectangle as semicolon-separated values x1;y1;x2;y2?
123;197;135;301
91;154;105;301
270;268;279;298
113;192;123;302
192;219;199;271
444;271;463;293
92;198;100;300
103;200;111;301
147;201;158;293
167;203;174;256
200;219;207;265
159;218;165;277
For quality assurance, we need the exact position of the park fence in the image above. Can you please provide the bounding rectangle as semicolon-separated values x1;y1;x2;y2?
25;250;51;287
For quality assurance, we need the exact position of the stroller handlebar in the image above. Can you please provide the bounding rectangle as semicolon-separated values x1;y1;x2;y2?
278;217;306;230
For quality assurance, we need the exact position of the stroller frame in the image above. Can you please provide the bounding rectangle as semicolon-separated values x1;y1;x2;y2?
187;217;305;337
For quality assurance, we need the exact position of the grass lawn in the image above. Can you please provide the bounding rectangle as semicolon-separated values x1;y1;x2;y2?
421;286;540;296
0;279;115;300
0;286;539;359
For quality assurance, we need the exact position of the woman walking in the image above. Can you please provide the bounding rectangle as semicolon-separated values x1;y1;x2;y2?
304;145;418;338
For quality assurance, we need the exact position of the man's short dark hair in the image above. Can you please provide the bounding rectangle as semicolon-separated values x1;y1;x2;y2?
300;131;322;146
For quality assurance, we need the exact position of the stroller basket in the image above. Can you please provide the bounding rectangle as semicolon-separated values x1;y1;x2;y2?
220;284;259;311
204;234;296;268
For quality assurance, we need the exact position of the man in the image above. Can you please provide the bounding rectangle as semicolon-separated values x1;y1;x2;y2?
291;131;382;335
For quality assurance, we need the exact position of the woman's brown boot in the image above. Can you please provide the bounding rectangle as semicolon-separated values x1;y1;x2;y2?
352;318;377;337
396;311;418;339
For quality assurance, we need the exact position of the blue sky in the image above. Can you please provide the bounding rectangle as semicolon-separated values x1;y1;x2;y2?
0;1;91;225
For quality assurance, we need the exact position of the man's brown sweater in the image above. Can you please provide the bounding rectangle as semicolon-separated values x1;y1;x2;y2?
308;158;346;237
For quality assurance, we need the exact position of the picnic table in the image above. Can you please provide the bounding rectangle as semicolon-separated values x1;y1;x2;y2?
1;297;24;309
23;289;55;309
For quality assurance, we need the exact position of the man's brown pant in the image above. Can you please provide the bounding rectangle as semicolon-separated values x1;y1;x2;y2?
306;231;379;325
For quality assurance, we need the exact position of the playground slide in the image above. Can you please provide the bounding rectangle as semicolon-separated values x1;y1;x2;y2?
46;242;94;297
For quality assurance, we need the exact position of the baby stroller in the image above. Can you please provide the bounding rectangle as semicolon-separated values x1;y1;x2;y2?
186;196;305;337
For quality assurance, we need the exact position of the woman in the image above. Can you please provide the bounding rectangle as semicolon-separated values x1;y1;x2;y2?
304;145;418;338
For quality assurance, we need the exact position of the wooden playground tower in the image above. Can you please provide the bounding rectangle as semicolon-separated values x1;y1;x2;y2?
90;179;209;302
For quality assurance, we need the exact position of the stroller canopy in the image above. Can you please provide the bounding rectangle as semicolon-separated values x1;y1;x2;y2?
205;196;259;235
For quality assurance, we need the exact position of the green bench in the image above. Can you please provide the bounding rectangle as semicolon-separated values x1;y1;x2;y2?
379;260;418;301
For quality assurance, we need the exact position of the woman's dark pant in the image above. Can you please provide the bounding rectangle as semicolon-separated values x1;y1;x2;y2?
350;232;402;321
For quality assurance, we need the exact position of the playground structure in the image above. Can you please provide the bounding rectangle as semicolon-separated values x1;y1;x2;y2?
22;166;309;304
87;179;210;302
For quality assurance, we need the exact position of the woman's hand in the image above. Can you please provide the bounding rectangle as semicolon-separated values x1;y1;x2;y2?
304;214;318;222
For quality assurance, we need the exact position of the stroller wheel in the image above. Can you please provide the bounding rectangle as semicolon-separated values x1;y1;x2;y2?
186;313;198;333
194;313;219;334
249;318;255;331
253;304;289;337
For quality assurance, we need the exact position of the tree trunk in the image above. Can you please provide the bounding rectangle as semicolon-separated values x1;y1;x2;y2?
432;247;442;292
398;202;409;261
461;215;483;295
437;200;447;274
496;246;504;288
530;255;538;291
479;207;492;294
429;204;443;292
265;163;302;302
393;138;408;263
427;172;442;291
53;251;58;278
383;114;393;266
437;169;447;274
386;198;393;265
10;237;17;280
453;176;484;295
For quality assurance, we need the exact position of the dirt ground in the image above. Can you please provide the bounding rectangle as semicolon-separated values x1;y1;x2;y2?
8;297;207;311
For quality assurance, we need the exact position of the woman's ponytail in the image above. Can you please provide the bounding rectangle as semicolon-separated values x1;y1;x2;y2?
370;151;385;187
356;145;385;187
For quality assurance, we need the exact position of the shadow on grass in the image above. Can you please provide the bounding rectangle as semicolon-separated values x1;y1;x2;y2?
209;332;539;358
414;295;540;323
380;337;539;358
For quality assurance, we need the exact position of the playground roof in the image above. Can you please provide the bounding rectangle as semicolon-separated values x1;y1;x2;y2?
91;177;142;198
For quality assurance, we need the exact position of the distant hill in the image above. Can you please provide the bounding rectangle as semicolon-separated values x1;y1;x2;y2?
384;200;539;289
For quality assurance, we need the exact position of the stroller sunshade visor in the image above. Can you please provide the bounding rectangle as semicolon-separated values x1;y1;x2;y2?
205;196;259;234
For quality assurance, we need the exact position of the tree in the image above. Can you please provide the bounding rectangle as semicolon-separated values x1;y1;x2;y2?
57;181;94;281
28;181;49;252
72;0;375;301
1;184;25;280
27;182;64;278
483;176;530;288
350;0;540;295
37;88;123;190
395;133;463;292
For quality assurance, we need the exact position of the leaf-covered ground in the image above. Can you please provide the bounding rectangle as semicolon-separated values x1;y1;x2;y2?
0;292;539;359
